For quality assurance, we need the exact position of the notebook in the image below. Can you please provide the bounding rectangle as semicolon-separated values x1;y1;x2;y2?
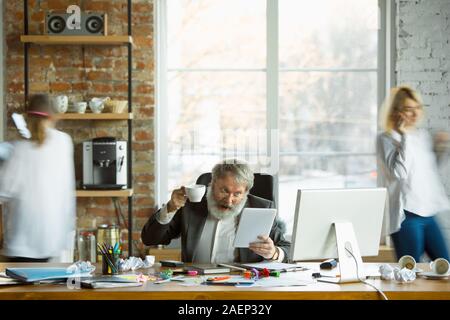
81;282;143;289
79;276;142;289
185;264;231;275
5;268;92;283
239;262;307;272
204;276;255;286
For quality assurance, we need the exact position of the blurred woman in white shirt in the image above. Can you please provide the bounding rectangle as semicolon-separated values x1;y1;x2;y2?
377;86;450;262
0;94;76;262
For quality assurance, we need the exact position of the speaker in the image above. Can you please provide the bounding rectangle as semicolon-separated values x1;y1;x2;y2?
46;12;108;35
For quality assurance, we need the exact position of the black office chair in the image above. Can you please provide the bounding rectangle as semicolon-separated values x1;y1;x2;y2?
195;172;276;207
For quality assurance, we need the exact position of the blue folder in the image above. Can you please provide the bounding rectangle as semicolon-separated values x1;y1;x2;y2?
5;268;91;283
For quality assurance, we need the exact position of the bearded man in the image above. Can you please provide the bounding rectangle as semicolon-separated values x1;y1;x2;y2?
141;159;290;263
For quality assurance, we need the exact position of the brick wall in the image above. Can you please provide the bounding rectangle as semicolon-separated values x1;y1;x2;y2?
396;0;450;250
4;0;155;257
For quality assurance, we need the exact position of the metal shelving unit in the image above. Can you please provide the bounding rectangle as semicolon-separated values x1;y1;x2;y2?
22;0;134;256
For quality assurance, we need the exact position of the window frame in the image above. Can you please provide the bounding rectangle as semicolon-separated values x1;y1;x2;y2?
155;0;393;211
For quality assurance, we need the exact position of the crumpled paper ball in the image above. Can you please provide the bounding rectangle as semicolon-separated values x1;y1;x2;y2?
379;264;395;280
394;267;416;282
66;260;96;274
118;255;155;272
379;264;416;282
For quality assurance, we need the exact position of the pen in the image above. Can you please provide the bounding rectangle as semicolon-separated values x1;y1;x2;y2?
283;267;308;272
154;275;184;284
207;276;231;281
312;272;340;279
172;269;198;276
154;278;171;284
171;276;186;282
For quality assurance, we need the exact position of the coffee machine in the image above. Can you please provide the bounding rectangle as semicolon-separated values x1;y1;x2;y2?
82;137;127;189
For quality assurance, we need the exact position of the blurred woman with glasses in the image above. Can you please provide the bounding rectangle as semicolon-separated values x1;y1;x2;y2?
378;85;450;262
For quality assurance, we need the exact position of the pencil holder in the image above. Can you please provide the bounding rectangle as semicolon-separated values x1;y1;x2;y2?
102;253;119;275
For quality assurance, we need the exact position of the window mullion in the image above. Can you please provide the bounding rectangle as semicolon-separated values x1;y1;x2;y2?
155;0;169;207
266;0;279;205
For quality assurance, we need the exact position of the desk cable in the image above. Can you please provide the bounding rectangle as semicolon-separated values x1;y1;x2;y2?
345;248;389;301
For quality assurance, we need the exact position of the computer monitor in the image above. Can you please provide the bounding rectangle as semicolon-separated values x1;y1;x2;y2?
290;188;387;283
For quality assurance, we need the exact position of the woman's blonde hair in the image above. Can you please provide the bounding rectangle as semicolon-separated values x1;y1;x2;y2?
379;85;423;132
26;94;54;146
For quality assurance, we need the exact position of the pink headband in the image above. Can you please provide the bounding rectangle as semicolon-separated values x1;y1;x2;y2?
27;111;50;117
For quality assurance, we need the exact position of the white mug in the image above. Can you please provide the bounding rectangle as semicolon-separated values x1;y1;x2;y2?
75;102;87;113
430;258;450;275
89;97;109;114
185;184;206;203
398;255;416;270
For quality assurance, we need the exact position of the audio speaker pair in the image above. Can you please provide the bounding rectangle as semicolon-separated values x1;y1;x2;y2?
46;12;107;35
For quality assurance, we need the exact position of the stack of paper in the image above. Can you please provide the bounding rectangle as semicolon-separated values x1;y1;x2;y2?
0;272;23;286
80;276;142;289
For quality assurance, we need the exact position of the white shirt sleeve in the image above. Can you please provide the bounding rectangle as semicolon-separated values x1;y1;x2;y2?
0;143;23;200
156;203;178;225
275;246;285;262
378;131;410;180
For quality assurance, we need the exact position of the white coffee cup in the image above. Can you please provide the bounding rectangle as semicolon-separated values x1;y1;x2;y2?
430;258;450;275
185;184;206;203
398;255;416;270
75;102;87;113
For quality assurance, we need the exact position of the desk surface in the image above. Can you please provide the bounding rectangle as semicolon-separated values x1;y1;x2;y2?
1;262;449;300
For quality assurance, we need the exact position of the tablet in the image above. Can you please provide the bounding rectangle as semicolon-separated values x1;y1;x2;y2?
233;208;277;248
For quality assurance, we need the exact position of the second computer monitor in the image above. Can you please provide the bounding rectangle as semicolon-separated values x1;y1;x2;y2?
290;188;387;262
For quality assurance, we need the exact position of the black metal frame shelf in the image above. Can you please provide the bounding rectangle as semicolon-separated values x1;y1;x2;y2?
22;0;134;256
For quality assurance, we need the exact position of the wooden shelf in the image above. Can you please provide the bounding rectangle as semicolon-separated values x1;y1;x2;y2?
20;35;133;45
55;113;133;120
76;189;133;198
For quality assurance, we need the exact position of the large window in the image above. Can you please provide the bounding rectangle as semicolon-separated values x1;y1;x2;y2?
156;0;387;234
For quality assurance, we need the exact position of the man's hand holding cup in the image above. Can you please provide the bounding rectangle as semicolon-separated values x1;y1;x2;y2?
167;187;187;212
167;185;206;212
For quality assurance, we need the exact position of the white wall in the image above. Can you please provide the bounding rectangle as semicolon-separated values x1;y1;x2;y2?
396;0;450;250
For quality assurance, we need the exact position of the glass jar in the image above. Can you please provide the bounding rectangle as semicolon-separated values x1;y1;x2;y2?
77;230;97;263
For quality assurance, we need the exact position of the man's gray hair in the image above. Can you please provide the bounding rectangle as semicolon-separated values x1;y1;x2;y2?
211;159;254;190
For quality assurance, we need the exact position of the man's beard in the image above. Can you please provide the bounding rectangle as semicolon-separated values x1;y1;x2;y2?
206;186;248;220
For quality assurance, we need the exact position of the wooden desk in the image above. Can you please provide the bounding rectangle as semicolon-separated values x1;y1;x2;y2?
147;245;397;264
1;262;449;300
